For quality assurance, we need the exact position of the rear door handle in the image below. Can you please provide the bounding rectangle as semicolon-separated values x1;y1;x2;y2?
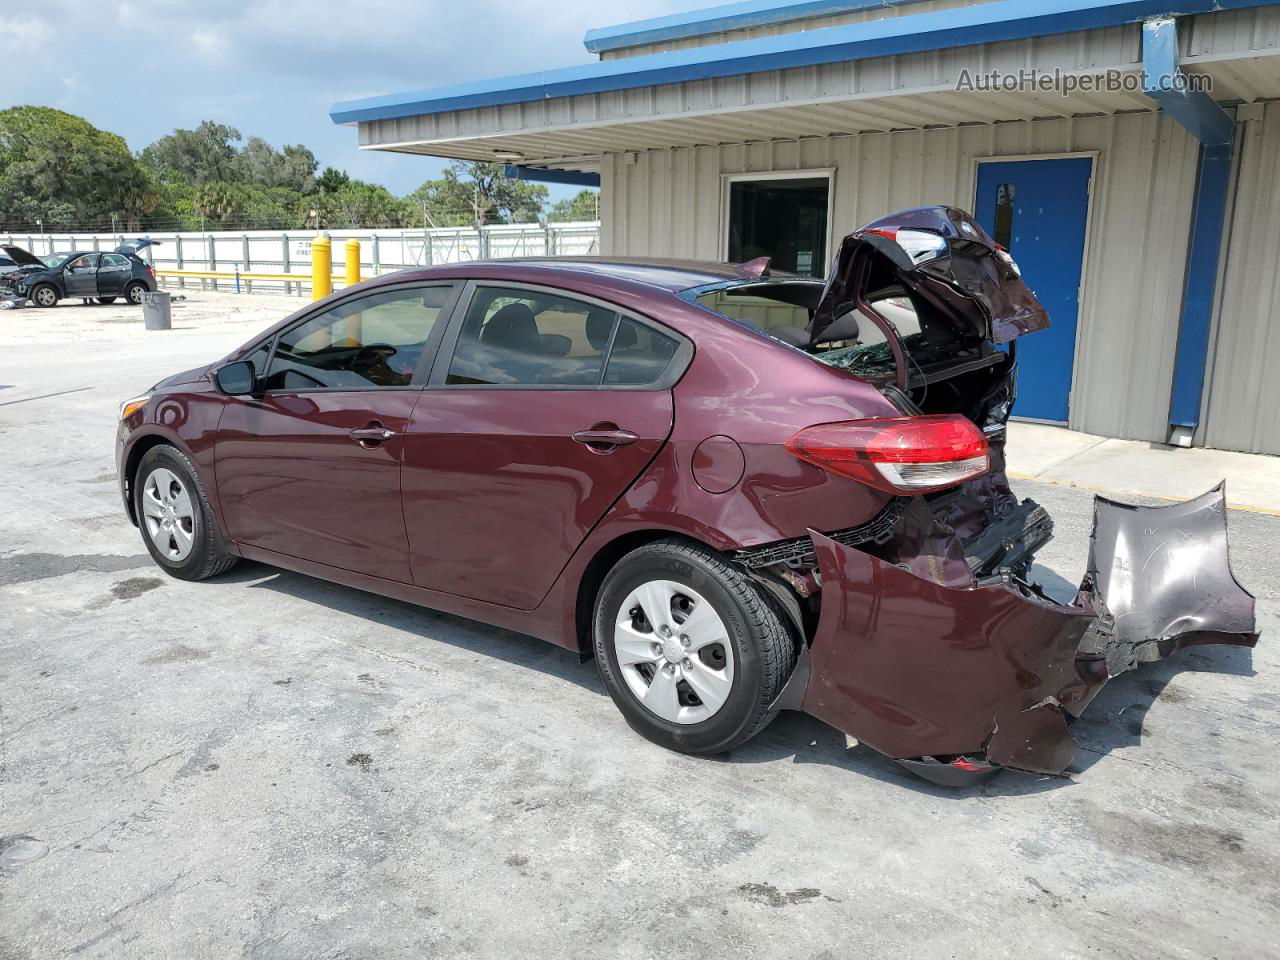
349;425;398;445
572;427;640;448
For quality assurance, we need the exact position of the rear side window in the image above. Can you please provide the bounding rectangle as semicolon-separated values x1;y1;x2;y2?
446;286;678;387
264;284;452;390
603;317;678;385
101;253;130;268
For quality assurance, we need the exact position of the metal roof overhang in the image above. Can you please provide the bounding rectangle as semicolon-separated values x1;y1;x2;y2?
583;0;939;54
334;0;1280;175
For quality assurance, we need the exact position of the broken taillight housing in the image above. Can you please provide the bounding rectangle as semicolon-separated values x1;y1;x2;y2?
863;227;948;265
785;415;989;494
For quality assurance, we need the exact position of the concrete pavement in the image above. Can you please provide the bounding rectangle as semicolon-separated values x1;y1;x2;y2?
1007;421;1280;515
1;294;1277;959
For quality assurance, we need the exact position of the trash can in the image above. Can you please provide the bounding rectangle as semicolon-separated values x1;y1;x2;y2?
142;290;171;331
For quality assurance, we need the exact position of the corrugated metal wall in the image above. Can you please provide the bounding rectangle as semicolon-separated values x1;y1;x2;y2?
600;111;1201;443
1201;103;1280;456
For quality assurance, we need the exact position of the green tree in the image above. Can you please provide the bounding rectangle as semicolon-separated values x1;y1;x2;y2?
0;106;156;229
140;121;242;186
405;161;547;227
548;188;599;222
236;138;318;194
316;166;351;194
192;181;246;227
311;180;412;229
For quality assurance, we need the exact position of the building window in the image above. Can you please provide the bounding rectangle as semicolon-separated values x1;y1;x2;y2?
726;175;830;278
993;183;1016;250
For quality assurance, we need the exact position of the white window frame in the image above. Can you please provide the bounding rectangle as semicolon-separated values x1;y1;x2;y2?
719;168;836;275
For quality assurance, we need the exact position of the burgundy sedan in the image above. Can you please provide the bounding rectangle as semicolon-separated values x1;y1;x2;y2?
117;207;1257;785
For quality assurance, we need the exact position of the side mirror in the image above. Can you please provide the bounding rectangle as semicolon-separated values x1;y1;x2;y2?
214;360;257;396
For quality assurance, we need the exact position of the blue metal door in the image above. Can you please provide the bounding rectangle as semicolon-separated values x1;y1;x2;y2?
975;157;1092;423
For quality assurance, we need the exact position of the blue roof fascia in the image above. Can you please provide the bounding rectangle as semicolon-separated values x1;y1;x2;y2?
331;0;1279;126
583;0;930;54
504;165;601;187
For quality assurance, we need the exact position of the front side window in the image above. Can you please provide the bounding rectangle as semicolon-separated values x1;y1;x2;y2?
264;284;452;390
66;254;99;272
446;286;678;387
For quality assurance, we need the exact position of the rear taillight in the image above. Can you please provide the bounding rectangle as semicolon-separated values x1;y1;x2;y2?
146;265;156;278
785;415;989;494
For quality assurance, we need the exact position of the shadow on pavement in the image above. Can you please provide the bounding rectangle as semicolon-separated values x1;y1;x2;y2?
212;559;1256;793
222;560;606;695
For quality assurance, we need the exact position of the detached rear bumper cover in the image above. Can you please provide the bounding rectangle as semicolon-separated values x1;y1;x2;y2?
799;484;1258;776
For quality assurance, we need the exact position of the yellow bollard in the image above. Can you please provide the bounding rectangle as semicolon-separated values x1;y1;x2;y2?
311;233;332;302
344;238;361;287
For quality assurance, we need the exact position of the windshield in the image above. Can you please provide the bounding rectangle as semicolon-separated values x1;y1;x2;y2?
40;253;71;268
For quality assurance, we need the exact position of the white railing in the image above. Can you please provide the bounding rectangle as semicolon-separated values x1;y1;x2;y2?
0;222;601;294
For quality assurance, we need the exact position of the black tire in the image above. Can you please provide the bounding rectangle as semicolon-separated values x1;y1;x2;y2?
30;284;58;308
133;444;237;581
97;296;118;304
592;538;796;756
125;281;147;305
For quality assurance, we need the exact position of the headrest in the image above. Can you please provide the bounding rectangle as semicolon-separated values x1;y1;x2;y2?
480;303;541;353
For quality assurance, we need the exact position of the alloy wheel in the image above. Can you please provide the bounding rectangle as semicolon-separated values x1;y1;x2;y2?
140;467;196;561
613;579;735;724
34;287;56;306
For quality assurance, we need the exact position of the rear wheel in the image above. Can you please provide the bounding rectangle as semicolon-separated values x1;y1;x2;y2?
593;539;795;756
125;281;146;305
30;284;58;308
134;445;237;581
97;296;117;304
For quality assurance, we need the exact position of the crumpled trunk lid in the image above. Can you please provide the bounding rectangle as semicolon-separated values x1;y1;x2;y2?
813;205;1050;346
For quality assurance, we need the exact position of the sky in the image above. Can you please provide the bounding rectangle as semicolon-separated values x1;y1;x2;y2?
3;0;690;204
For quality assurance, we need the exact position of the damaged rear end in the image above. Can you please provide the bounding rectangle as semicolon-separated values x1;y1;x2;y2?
752;207;1259;784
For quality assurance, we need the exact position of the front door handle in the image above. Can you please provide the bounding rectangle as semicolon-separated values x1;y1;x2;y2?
349;424;398;446
572;426;640;448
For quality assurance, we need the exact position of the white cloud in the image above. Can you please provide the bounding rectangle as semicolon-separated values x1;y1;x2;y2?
0;0;690;194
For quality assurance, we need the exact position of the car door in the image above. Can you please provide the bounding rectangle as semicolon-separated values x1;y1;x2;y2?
401;282;685;609
96;253;132;297
63;254;101;297
214;281;461;583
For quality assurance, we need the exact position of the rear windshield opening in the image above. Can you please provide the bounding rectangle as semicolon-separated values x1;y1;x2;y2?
692;267;988;387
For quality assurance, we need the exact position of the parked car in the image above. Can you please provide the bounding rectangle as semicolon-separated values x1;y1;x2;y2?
0;241;158;307
115;207;1257;785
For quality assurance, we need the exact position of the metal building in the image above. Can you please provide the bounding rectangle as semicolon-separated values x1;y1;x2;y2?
332;0;1280;455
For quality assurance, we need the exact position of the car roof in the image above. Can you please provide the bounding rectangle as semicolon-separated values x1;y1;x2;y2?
387;256;812;295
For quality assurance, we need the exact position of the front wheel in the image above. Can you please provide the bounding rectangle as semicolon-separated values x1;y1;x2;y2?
125;282;147;305
30;284;58;308
134;445;237;581
592;539;796;756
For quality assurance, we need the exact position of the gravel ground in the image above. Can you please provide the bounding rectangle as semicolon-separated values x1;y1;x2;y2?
1;295;1277;959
